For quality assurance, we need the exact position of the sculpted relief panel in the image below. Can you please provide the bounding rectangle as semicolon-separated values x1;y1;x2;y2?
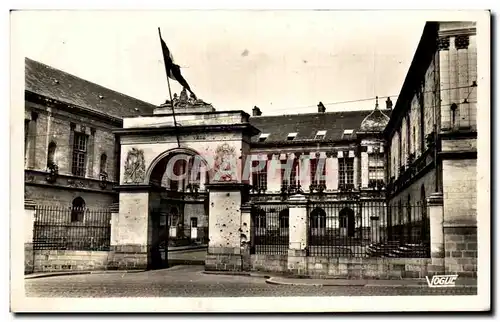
123;148;146;184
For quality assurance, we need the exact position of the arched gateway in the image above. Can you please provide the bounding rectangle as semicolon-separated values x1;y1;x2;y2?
110;90;259;270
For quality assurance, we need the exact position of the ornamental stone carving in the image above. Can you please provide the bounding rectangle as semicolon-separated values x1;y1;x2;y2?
213;143;237;182
438;36;450;50
123;148;146;184
455;35;470;50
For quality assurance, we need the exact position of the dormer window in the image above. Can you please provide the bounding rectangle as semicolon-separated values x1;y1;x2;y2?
315;130;327;140
287;132;297;141
342;129;354;140
258;133;269;142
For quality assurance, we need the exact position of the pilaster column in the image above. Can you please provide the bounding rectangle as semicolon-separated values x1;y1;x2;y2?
300;154;311;191
361;151;369;188
427;192;444;258
353;151;359;189
326;152;338;191
267;154;280;193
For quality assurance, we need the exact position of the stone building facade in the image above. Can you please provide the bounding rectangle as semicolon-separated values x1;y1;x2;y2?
24;20;478;277
385;21;477;276
24;58;156;209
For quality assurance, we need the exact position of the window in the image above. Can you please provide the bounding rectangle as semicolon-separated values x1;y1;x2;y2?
342;129;354;140
47;142;57;168
315;130;327;140
99;153;107;174
287;132;297;141
338;157;354;186
190;217;198;228
71;132;88;177
310;157;326;186
252;160;267;190
413;126;416;155
310;208;326;229
407;195;412;223
368;152;384;188
24;120;30;163
279;209;289;230
70;197;85;222
258;133;269;142
281;159;299;188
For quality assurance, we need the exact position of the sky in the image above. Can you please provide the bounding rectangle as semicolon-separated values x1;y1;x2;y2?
12;10;428;116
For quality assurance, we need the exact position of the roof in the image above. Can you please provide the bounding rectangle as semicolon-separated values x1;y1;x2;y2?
25;58;157;119
249;108;392;144
360;106;390;133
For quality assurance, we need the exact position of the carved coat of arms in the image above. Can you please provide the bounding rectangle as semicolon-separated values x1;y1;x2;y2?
213;143;237;182
123;148;146;184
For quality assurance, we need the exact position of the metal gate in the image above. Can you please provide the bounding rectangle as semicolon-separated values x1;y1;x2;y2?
150;208;169;269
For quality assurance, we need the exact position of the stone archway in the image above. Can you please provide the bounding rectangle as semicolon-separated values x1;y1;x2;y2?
147;148;211;269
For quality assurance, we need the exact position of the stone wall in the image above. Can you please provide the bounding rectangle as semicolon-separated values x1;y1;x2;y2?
250;254;288;273
252;255;446;279
33;250;110;272
25;185;116;208
205;247;242;271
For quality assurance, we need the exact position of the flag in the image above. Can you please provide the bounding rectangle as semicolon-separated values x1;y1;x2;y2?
158;28;196;98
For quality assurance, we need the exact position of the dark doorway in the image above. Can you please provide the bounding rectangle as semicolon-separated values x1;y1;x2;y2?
150;208;169;269
339;208;355;237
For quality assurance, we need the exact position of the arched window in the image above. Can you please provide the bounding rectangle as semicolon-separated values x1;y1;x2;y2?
47;141;57;168
421;185;427;217
339;208;355;237
279;209;289;230
71;197;85;222
310;207;326;229
99;153;107;174
407;195;412;223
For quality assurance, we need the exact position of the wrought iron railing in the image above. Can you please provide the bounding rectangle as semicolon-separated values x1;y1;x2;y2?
33;205;111;251
251;203;289;255
306;201;429;258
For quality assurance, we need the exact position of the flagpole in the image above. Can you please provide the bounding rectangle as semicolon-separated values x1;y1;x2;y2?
159;27;181;148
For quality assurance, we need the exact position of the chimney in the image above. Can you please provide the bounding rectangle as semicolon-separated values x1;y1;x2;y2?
317;101;326;113
385;97;393;110
252;106;262;116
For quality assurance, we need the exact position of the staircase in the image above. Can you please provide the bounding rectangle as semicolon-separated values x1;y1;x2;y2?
366;242;429;258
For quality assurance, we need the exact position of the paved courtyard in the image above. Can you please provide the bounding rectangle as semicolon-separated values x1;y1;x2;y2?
25;265;477;298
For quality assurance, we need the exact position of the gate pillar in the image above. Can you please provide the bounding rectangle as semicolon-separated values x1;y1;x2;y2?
287;193;308;275
205;183;250;271
109;186;159;270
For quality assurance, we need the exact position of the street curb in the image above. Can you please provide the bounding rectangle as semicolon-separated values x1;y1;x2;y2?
202;271;270;279
25;270;145;280
265;278;324;287
265;277;367;287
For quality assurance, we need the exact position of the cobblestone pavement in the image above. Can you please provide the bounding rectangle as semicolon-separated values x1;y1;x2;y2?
25;265;477;298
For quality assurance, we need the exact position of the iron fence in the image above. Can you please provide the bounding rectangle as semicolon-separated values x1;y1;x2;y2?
307;201;430;258
33;205;111;251
251;203;289;255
